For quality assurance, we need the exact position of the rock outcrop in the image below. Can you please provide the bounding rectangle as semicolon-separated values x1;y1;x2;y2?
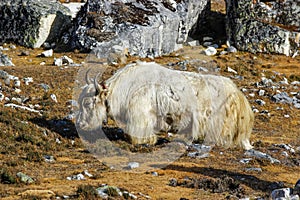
62;0;209;58
226;0;300;56
0;0;72;48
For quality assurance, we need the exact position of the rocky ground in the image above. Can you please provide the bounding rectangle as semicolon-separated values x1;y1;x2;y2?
0;1;300;200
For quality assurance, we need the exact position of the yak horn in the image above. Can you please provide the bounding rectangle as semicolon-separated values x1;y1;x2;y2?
85;68;92;85
94;72;102;96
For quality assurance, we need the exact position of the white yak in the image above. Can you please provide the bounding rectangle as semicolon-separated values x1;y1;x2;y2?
77;61;254;150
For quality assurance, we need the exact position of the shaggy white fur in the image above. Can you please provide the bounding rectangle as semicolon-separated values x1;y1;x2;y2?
77;61;254;150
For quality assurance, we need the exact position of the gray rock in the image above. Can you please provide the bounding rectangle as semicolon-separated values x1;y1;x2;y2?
0;93;4;101
245;167;262;172
204;46;217;56
245;149;280;164
127;162;139;169
44;155;55;162
255;99;266;106
67;173;85;180
0;52;14;66
0;0;72;48
63;0;209;58
227;46;237;53
258;89;265;96
226;0;300;56
40;49;53;57
239;158;252;164
17;172;34;184
169;178;178;186
271;188;299;200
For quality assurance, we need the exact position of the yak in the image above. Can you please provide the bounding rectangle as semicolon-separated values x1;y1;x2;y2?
76;61;254;150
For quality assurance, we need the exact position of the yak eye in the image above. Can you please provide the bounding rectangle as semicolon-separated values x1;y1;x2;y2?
83;98;93;107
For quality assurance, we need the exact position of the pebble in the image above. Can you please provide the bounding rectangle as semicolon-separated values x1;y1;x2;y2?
17;172;34;184
240;158;253;164
67;173;85;180
44;155;55;162
245;167;262;172
169;178;178;186
255;99;266;106
245;149;280;164
50;94;58;103
23;77;33;85
40;49;53;57
281;151;289;157
187;152;210;159
249;93;255;97
39;83;50;92
275;144;295;154
227;66;237;74
227;46;237;53
151;172;158;176
127;162;139;169
270;188;299;200
203;36;213;42
84;170;93;178
0;93;4;101
203;47;217;56
258;89;265;96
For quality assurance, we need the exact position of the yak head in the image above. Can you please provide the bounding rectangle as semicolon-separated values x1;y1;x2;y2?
76;70;108;131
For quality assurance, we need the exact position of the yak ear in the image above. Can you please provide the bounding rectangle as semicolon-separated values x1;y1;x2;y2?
94;73;107;96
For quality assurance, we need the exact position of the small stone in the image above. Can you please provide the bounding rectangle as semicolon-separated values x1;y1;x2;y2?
271;188;293;200
44;155;55;162
39;83;50;92
40;61;46;65
202;41;212;47
227;67;237;74
23;77;33;85
169;178;177;186
241;88;247;93
0;93;4;101
127;162;139;169
252;108;259;113
240;158;252;164
245;167;262;172
249;93;255;97
245;149;280;164
255;99;266;106
227;46;237;53
54;57;63;66
203;36;213;42
17;172;34;184
284;114;290;118
258;89;265;96
0;52;14;66
187;40;199;46
151;172;158;176
281;151;289;157
14;79;20;87
50;94;58;103
9;45;16;49
84;170;93;178
40;49;53;57
203;47;217;56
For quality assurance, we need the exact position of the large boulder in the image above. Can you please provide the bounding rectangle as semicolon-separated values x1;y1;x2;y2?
0;0;72;48
62;0;209;58
226;0;300;56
